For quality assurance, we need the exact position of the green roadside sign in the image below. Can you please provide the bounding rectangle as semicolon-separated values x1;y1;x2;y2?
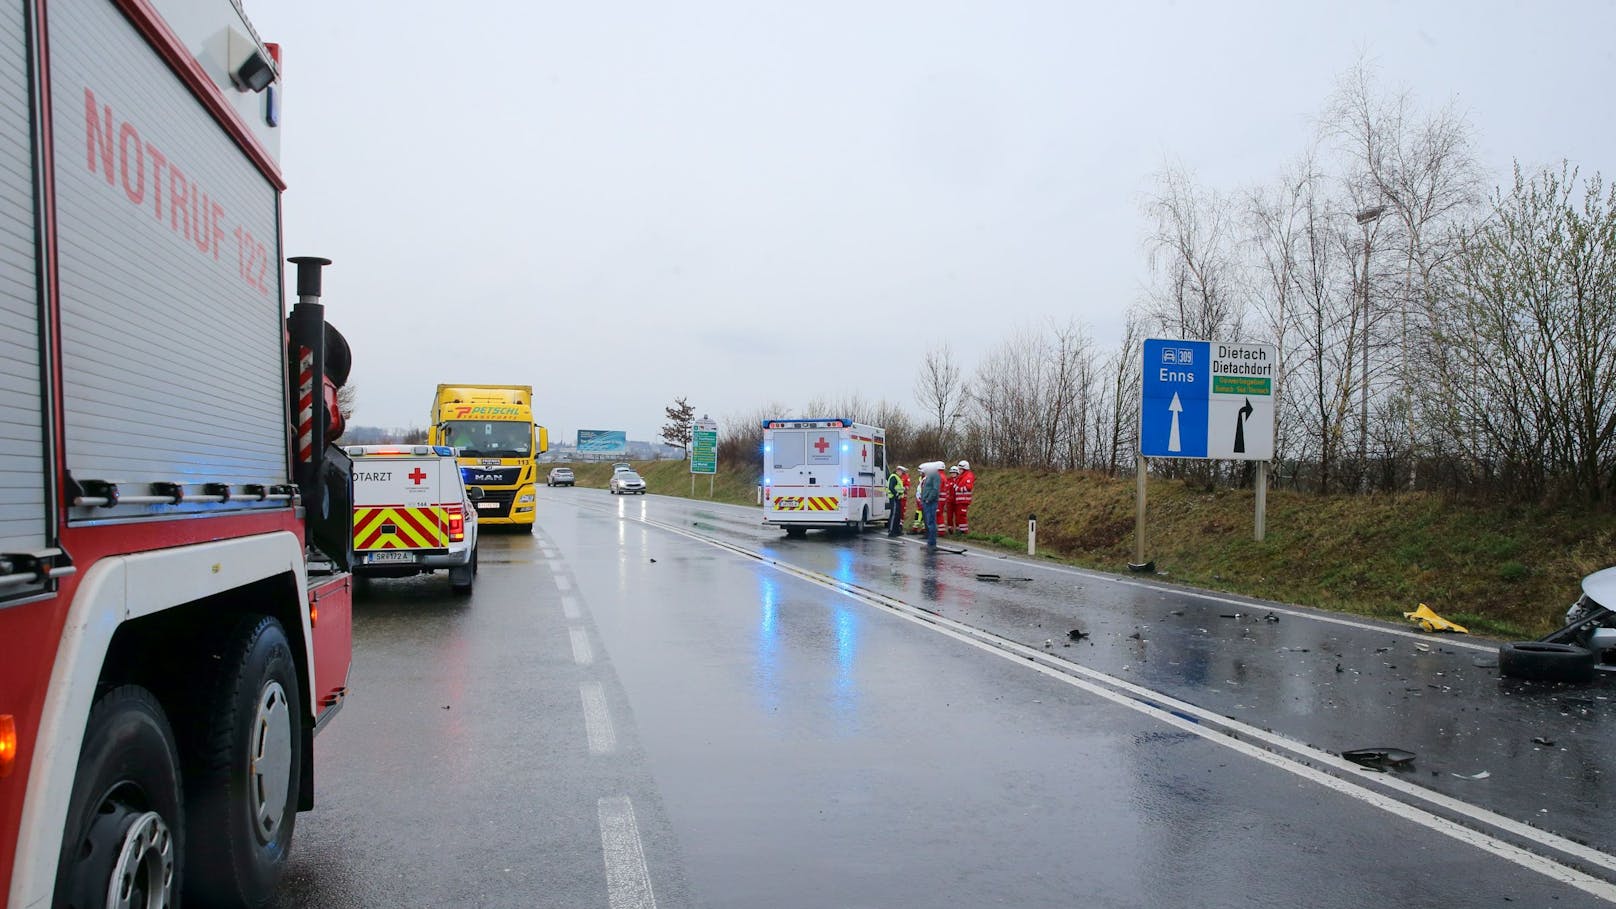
691;418;718;475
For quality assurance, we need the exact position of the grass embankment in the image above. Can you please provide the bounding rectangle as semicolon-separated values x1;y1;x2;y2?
553;459;1612;637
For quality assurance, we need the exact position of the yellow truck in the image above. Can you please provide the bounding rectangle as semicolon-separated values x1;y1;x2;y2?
428;385;549;532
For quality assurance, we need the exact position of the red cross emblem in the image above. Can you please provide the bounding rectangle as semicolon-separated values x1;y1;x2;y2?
813;437;830;454
408;468;427;485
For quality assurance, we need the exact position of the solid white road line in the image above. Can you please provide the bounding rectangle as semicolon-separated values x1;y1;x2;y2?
562;595;582;620
569;627;594;666
606;506;1616;902
554;574;573;593
598;796;658;909
580;682;617;755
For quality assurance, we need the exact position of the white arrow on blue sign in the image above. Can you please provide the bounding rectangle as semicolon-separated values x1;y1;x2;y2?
1141;338;1276;461
1142;340;1210;458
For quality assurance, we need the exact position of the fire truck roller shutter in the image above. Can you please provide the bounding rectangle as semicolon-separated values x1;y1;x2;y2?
51;0;289;503
0;0;47;553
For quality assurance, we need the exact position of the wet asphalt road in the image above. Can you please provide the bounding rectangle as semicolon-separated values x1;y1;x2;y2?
274;489;1616;908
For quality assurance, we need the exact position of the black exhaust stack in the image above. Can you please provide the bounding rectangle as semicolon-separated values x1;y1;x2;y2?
285;256;352;569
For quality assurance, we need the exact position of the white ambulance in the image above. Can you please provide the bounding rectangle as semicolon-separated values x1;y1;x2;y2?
762;419;890;537
347;445;482;592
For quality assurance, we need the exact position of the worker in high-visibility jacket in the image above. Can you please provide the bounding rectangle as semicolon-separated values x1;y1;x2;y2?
952;460;976;534
886;466;908;536
911;465;927;533
942;466;960;535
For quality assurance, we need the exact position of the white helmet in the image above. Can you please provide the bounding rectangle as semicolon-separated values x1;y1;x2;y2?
957;460;971;470
895;465;908;472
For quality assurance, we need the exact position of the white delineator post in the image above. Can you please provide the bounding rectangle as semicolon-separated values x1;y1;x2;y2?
1027;514;1037;556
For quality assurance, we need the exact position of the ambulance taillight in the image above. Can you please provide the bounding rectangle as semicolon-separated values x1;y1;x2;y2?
447;504;465;542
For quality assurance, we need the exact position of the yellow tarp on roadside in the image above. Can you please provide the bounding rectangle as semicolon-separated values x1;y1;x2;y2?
1404;603;1469;634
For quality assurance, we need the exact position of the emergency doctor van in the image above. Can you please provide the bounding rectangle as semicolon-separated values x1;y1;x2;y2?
347;445;482;592
762;419;889;537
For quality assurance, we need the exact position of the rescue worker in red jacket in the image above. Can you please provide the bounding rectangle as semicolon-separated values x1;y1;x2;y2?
952;460;975;534
942;466;959;535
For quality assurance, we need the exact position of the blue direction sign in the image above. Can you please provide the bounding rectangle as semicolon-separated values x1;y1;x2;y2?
1141;339;1210;458
1141;337;1277;460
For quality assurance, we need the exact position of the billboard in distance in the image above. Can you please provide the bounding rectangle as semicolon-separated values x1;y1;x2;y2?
577;430;628;455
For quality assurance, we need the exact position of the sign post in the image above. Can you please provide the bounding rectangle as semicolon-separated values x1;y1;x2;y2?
1138;338;1278;559
690;415;718;498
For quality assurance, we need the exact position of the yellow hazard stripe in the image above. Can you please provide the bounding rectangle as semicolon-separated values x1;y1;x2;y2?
354;506;448;550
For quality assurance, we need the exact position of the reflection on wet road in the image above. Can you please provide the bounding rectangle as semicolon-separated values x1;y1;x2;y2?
272;489;1616;908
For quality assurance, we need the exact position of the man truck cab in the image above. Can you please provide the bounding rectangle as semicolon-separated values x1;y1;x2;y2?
762;419;888;537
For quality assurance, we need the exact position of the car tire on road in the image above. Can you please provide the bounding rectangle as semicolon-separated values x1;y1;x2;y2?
185;616;302;908
451;550;476;593
55;685;185;909
1498;641;1597;683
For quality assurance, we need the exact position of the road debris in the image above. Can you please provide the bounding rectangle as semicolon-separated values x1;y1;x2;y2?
1341;747;1416;772
1414;642;1431;652
1263;612;1280;623
1067;628;1089;641
1403;603;1469;634
1043;639;1053;649
1532;736;1556;747
1450;770;1491;780
975;573;1033;582
1219;612;1244;619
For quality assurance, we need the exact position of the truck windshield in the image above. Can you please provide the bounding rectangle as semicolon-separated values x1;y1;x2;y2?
442;421;532;457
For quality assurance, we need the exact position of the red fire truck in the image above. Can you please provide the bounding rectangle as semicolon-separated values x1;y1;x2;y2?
0;1;354;906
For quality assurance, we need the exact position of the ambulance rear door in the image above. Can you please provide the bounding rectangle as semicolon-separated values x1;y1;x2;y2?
765;421;842;523
352;456;449;559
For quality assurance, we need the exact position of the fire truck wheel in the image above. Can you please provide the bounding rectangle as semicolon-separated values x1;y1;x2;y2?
784;526;807;539
54;685;184;909
185;616;302;908
518;523;535;534
860;506;871;532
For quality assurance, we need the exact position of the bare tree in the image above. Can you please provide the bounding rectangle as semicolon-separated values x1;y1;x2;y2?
1143;163;1247;342
1427;162;1616;502
913;343;969;446
1326;60;1482;484
1095;309;1145;475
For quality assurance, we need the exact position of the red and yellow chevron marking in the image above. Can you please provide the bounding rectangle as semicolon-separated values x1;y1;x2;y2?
354;505;448;551
772;496;839;512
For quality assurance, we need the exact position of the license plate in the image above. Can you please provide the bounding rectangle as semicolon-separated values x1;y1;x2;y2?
364;551;417;564
477;502;500;510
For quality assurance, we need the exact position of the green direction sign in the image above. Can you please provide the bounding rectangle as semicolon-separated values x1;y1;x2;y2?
690;418;718;475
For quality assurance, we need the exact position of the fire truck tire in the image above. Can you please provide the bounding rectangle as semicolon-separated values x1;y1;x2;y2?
54;686;184;909
184;616;302;909
519;523;535;534
860;506;871;531
1498;641;1597;683
784;526;807;539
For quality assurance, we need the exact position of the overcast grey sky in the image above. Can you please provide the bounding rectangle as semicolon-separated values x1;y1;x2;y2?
253;0;1615;443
